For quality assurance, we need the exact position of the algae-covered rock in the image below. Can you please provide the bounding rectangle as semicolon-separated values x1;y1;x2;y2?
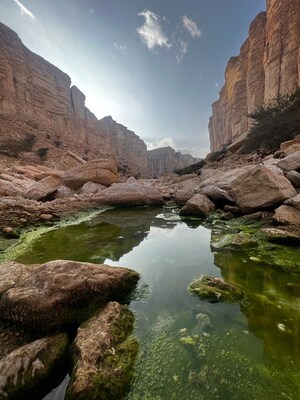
0;333;68;400
66;301;138;400
189;275;243;303
261;227;300;246
212;231;258;249
0;260;140;331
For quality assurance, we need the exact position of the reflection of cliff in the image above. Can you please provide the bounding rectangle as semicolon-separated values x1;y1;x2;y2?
18;207;177;265
213;249;300;364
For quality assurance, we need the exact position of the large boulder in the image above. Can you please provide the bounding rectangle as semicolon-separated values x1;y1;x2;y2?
0;333;68;400
273;205;300;225
0;260;139;331
0;262;32;297
285;170;300;188
174;189;194;206
63;159;118;190
77;181;106;195
93;181;164;206
276;151;300;172
213;165;296;213
66;302;138;400
25;175;62;200
179;194;216;217
198;185;235;207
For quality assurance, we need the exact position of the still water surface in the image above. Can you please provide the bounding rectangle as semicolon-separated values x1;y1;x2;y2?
15;207;300;400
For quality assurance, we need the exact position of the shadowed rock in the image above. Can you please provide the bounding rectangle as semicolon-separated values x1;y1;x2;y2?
0;260;139;331
180;194;216;217
0;333;68;400
66;302;138;400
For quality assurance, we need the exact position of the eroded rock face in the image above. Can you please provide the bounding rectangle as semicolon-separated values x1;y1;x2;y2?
209;0;300;151
0;333;68;400
66;302;138;400
147;147;198;178
93;181;164;206
0;260;139;331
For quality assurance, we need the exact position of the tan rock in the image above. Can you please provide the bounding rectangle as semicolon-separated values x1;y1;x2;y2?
276;151;300;172
66;302;138;400
63;159;118;190
77;181;106;195
174;189;194;206
93;181;164;206
198;185;235;207
25;175;62;200
180;194;216;217
273;205;300;225
0;260;139;331
284;194;300;211
285;171;300;188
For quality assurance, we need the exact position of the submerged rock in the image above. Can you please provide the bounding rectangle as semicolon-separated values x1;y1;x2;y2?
212;231;258;249
0;260;139;331
0;333;68;400
66;302;138;400
189;275;243;303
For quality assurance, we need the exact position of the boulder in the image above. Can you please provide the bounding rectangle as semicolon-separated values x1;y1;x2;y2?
53;185;73;199
0;262;32;297
0;179;24;197
276;151;300;172
273;205;300;225
77;181;106;195
223;165;296;212
66;302;138;400
284;194;300;210
0;334;68;400
198;185;235;207
261;227;300;246
0;260;139;331
63;159;118;190
189;275;243;303
25;176;62;201
179;194;216;217
93;181;164;206
212;231;258;249
285;171;300;188
174;189;194;206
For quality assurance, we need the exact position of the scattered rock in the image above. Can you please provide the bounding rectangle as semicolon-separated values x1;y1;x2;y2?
261;227;300;246
25;176;62;201
0;260;139;331
198;185;235;207
174;189;194;206
284;194;300;210
39;213;53;222
93;181;164;206
273;205;300;225
212;231;258;249
276;151;300;172
2;227;20;239
0;333;68;400
66;302;138;400
285;170;300;188
77;181;107;195
189;275;243;303
179;194;216;217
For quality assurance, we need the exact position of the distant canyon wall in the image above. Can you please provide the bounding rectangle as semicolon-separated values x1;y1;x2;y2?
209;0;300;152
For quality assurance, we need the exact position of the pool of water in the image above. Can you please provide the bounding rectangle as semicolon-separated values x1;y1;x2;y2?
12;207;300;400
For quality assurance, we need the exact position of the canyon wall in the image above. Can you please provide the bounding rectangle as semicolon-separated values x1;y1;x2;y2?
0;22;148;176
209;0;300;152
147;147;198;177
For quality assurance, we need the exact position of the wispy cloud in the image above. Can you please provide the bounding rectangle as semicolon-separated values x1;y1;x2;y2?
114;43;127;54
182;15;201;38
13;0;36;20
137;10;172;50
89;8;95;15
176;39;188;63
146;137;178;151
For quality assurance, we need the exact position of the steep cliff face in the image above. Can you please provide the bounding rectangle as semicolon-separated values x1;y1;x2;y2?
147;147;197;177
0;22;148;176
209;0;300;152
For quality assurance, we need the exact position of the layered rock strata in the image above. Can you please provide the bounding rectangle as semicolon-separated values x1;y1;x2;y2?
209;0;300;151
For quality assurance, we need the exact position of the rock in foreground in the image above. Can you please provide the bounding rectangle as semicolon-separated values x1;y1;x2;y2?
180;194;216;217
0;260;139;331
189;275;243;303
0;333;68;400
66;302;138;400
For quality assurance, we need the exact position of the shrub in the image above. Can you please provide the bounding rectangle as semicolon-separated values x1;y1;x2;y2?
174;160;205;175
240;89;300;154
0;133;36;157
37;147;49;160
54;140;62;148
206;149;227;162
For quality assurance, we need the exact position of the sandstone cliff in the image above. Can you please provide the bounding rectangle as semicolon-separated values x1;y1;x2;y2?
0;22;148;176
147;146;198;177
209;0;300;152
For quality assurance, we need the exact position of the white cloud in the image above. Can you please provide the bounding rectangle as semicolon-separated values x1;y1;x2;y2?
13;0;36;20
182;15;201;38
114;43;127;54
137;10;172;50
146;137;178;151
89;8;95;15
176;39;188;63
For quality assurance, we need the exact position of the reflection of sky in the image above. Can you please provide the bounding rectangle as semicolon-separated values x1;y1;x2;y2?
1;0;265;156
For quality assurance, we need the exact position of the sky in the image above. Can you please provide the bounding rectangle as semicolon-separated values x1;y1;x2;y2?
0;0;265;157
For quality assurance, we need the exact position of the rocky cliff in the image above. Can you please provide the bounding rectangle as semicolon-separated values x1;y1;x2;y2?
0;22;148;176
147;147;198;177
209;0;300;152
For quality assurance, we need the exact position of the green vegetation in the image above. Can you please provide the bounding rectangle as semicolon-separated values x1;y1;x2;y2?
174;160;205;176
0;133;36;157
37;147;49;160
241;89;300;154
